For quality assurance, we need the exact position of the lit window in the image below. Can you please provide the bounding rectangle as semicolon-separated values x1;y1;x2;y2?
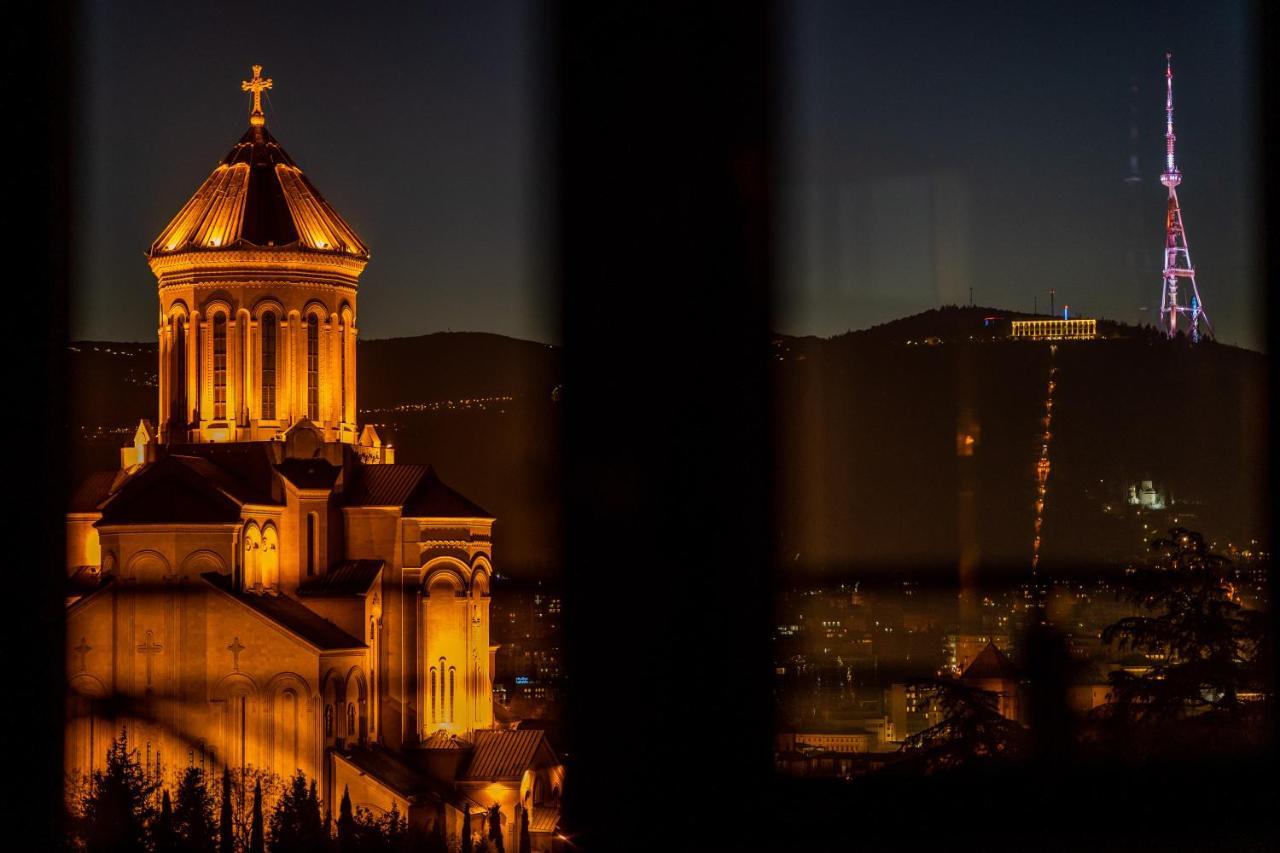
306;314;319;420
261;311;276;420
213;313;227;420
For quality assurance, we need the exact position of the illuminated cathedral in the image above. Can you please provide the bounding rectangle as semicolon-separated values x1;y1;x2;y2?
65;66;561;848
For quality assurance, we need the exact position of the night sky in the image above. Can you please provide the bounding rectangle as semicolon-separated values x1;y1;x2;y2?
780;0;1260;350
75;2;1260;350
73;1;548;344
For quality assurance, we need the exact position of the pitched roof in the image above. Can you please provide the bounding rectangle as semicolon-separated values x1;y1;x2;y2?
67;566;110;597
202;572;364;650
164;443;281;504
98;455;244;525
461;730;550;781
276;457;342;490
69;470;121;512
404;467;492;519
530;806;560;834
149;124;368;259
336;746;444;803
346;464;492;519
960;642;1017;681
296;560;383;597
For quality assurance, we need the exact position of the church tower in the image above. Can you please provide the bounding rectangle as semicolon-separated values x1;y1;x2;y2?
148;65;370;447
67;66;561;846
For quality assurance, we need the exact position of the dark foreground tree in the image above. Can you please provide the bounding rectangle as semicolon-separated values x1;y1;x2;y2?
897;679;1029;774
338;786;356;851
269;771;327;853
487;803;504;853
461;805;473;853
249;780;265;853
173;766;218;853
80;727;158;853
518;803;532;853
382;802;409;851
1100;528;1271;749
219;768;234;853
152;789;179;853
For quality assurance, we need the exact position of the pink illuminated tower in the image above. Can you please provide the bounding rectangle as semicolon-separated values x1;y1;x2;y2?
1157;53;1211;341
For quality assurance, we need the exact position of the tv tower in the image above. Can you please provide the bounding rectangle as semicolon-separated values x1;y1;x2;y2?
1157;53;1211;341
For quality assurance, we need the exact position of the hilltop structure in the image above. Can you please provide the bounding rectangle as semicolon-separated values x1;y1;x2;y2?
1156;53;1211;341
65;66;561;849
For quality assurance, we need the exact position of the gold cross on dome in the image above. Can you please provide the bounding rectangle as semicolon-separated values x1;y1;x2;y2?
241;64;273;127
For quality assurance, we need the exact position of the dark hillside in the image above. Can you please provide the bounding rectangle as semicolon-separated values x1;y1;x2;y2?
68;313;1266;580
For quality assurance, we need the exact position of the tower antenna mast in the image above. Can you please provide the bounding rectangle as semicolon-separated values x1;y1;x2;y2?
1157;53;1211;342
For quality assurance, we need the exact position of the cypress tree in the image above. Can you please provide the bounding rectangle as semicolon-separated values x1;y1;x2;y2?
249;780;265;853
337;786;356;852
461;805;472;853
305;778;325;847
218;768;234;853
518;804;531;853
152;789;178;853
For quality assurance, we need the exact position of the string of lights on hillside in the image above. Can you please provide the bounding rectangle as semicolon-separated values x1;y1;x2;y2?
360;395;514;415
1031;345;1057;586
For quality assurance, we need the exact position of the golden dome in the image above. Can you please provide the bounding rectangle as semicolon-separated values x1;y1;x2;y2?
149;123;369;260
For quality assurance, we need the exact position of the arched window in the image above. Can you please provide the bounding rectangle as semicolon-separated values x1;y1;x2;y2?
339;319;347;423
347;703;355;738
324;704;334;738
261;525;280;589
429;668;437;724
306;314;319;421
173;316;187;423
260;311;276;420
213;313;227;419
239;319;248;423
243;524;262;590
306;513;317;577
232;693;249;772
438;657;447;722
276;689;298;775
448;667;456;723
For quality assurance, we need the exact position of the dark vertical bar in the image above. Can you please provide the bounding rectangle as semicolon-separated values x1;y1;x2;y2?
554;2;775;848
15;0;73;844
1260;0;1280;756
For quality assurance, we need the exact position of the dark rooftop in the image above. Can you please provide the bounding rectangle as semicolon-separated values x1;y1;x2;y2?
462;730;551;781
98;455;244;525
296;560;383;597
202;572;365;650
346;464;492;519
69;470;122;513
960;642;1018;681
276;457;342;491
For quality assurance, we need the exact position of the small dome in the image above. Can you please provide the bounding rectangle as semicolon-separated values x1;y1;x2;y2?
149;123;369;259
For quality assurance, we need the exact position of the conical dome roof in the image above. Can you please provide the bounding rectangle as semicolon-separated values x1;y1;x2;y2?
149;123;369;260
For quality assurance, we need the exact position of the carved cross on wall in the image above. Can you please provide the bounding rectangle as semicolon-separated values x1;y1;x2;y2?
227;637;245;672
74;637;92;673
136;630;162;687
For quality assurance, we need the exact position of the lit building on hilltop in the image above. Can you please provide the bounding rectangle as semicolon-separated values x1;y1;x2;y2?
1127;480;1167;511
1009;317;1097;341
65;67;561;850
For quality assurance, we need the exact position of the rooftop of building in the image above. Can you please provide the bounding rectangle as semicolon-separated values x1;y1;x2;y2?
149;121;368;261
